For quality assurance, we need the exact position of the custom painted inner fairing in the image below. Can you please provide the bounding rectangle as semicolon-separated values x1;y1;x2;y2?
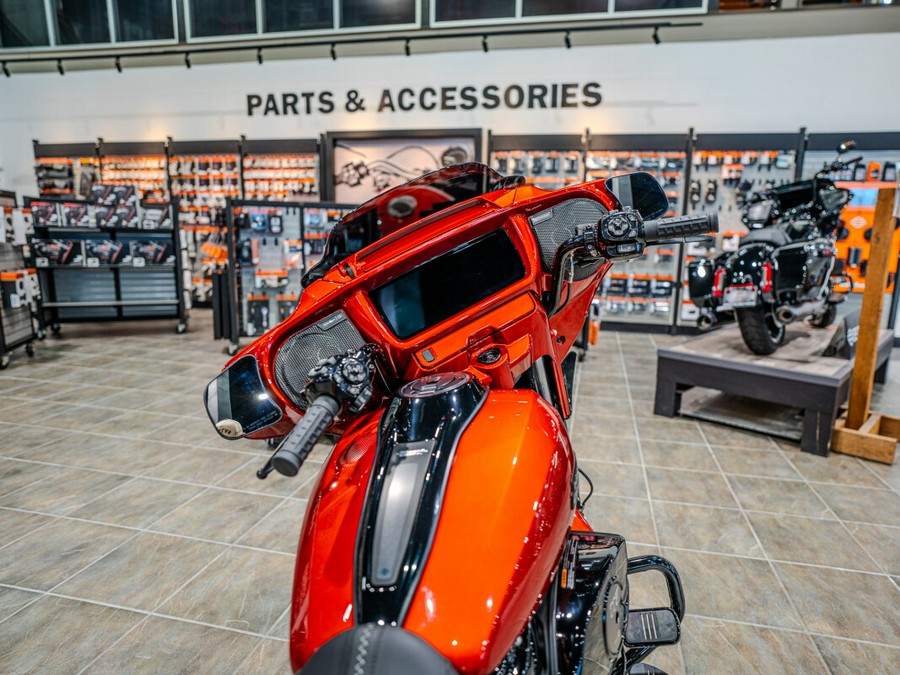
302;162;511;286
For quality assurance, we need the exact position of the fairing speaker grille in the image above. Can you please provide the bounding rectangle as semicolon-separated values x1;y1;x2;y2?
529;198;607;281
274;310;365;409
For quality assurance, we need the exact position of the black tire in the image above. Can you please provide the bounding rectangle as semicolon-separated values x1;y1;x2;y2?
809;303;837;328
736;306;785;355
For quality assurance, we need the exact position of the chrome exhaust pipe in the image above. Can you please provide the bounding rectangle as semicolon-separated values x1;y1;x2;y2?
698;312;717;330
776;301;823;324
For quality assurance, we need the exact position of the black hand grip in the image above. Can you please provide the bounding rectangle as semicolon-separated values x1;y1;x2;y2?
643;212;719;244
272;396;340;477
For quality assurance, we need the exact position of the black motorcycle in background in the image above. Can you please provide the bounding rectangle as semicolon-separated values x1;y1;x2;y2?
688;141;859;355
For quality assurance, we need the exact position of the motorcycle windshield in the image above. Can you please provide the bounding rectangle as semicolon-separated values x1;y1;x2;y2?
303;163;504;285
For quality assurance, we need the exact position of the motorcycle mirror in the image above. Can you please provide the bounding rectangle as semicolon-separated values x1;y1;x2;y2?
204;355;283;439
837;140;857;155
604;172;669;221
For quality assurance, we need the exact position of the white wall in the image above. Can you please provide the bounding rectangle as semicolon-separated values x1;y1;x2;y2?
1;31;898;198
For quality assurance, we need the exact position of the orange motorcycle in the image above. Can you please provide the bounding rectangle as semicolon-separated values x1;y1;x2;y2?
205;163;717;674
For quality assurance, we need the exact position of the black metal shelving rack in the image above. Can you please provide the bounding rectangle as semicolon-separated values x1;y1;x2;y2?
0;190;38;368
27;197;189;334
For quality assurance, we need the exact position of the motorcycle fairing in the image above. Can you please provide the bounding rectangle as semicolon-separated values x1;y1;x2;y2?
290;387;575;674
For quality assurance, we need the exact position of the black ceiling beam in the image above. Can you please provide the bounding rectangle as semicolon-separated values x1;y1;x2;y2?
0;21;702;66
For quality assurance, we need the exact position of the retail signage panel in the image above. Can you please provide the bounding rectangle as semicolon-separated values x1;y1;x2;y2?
246;82;602;117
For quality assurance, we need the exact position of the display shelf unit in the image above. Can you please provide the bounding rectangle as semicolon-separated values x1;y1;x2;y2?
488;133;585;191
677;130;807;327
586;132;693;332
240;138;320;203
801;132;900;297
168;139;242;307
0;241;37;369
32;141;100;200
98;140;169;201
217;199;354;353
27;197;188;334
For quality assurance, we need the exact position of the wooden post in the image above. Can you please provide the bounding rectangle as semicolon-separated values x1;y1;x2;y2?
832;183;899;464
846;187;896;430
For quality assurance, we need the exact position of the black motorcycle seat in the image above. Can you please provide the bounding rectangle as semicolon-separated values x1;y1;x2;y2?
298;624;457;675
741;227;791;248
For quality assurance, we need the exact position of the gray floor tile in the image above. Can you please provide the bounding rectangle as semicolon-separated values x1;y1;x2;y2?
728;476;831;518
641;441;718;472
0;595;145;673
785;452;887;488
814;483;900;526
654;501;762;557
680;617;827;674
237;638;293;674
84;615;262;674
0;518;134;591
842;522;900;576
0;422;69;456
55;532;224;611
72;477;204;529
638;418;706;444
0;458;62;497
570;432;641;464
578;460;648;499
748;512;881;573
0;586;41;622
583;494;658;546
697;422;778;450
776;562;900;644
158;546;293;634
0;508;56;548
712;445;801;479
812;635;900;674
237;499;308;554
144;446;254;485
0;466;130;515
661;549;803;630
647;466;738;508
152;488;282;543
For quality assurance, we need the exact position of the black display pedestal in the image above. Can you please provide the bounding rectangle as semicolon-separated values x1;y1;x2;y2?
654;324;893;456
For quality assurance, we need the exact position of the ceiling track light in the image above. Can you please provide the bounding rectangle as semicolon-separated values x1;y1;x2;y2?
652;27;661;45
404;38;411;57
114;56;122;73
330;43;337;60
2;62;9;78
564;31;572;49
184;52;191;68
482;35;489;53
57;59;64;75
257;48;263;65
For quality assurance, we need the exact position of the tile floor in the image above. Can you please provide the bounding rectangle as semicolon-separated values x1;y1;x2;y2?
0;312;898;673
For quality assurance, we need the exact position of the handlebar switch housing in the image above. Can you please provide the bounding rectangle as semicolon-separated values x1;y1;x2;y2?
305;344;380;414
596;209;646;261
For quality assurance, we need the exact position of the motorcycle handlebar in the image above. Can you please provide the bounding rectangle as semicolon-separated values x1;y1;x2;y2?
272;395;340;477
643;212;719;245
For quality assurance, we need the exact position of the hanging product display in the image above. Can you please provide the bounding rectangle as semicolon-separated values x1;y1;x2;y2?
801;132;900;295
489;133;584;191
99;142;168;201
586;134;690;329
32;142;100;200
241;138;321;202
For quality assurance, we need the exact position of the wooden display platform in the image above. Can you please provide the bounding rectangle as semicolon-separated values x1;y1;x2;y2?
654;324;893;456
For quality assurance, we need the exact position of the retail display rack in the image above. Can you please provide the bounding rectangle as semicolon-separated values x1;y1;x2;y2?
587;132;692;331
488;133;585;191
678;130;807;327
33;137;324;307
215;199;355;354
1;191;40;368
800;132;900;297
24;195;189;334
